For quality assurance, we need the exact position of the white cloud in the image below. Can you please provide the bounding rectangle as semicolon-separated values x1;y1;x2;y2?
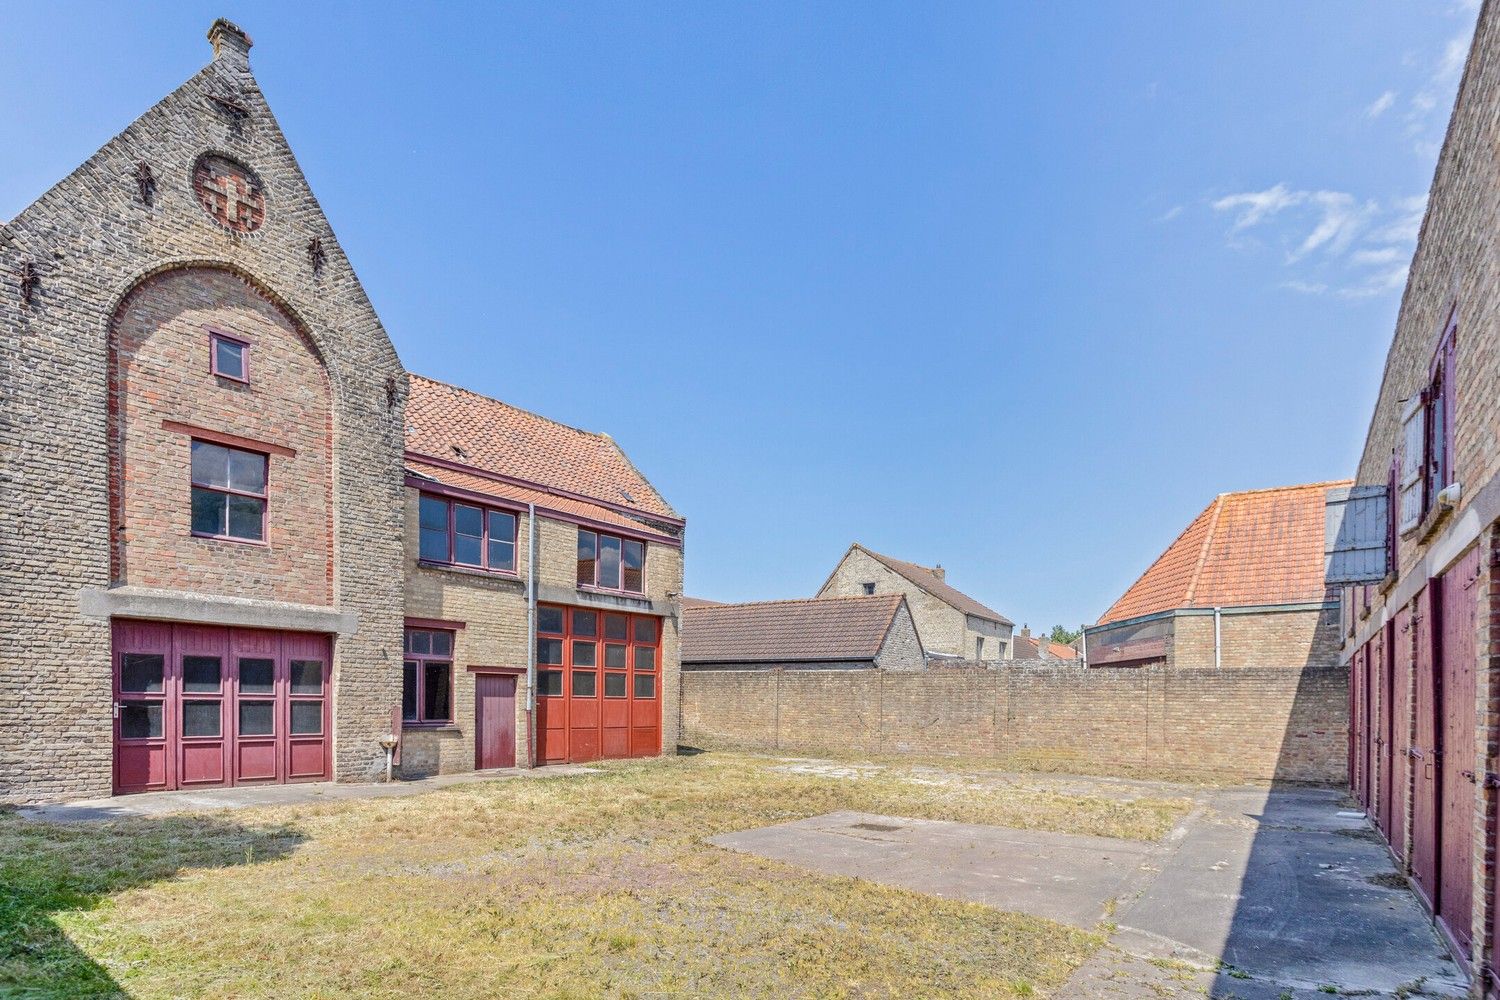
1155;204;1183;223
1365;90;1397;118
1212;183;1303;231
1350;246;1404;267
1213;185;1425;300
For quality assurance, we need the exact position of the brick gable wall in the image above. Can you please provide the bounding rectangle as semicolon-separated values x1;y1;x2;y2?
0;38;406;801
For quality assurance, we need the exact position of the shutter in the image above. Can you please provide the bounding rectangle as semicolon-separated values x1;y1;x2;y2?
1325;485;1390;584
1399;392;1426;533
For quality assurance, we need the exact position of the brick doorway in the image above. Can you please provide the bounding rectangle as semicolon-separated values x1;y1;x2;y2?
112;619;331;793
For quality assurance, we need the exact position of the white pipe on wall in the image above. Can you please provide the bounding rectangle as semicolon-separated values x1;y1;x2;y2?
1213;606;1222;670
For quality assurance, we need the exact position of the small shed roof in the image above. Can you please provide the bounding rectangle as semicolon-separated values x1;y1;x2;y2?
682;594;907;663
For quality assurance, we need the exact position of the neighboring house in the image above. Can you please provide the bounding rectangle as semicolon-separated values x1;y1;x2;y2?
0;23;682;803
1087;482;1348;669
402;375;683;775
1335;4;1499;972
1009;626;1079;662
681;595;924;672
816;543;1013;661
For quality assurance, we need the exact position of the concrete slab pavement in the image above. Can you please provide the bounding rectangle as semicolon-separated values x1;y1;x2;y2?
18;764;598;823
711;809;1158;928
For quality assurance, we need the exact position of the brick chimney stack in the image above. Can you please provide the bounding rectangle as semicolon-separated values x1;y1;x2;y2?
208;18;253;63
932;564;945;581
1019;624;1031;639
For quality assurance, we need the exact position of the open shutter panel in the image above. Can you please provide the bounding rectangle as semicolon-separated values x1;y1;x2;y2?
1399;392;1426;533
1325;485;1390;584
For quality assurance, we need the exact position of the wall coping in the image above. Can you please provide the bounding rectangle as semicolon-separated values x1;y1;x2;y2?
79;585;357;635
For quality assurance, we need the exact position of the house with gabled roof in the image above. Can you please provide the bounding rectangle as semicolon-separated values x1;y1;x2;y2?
681;594;924;672
1087;481;1348;669
816;544;1013;662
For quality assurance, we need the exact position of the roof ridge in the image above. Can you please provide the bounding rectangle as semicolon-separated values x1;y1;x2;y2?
1215;478;1355;498
407;372;609;443
1184;495;1225;606
685;594;903;611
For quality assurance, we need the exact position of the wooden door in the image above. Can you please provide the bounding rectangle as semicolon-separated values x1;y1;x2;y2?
113;619;173;793
1411;586;1440;911
175;624;229;788
1376;625;1395;842
231;628;283;784
283;631;332;783
1437;546;1480;957
1392;609;1412;862
474;673;517;769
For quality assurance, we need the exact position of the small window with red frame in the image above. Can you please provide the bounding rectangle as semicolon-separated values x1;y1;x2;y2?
210;331;249;382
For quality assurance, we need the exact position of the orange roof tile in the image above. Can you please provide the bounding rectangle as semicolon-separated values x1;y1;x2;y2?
1098;480;1352;625
405;374;678;520
682;595;907;663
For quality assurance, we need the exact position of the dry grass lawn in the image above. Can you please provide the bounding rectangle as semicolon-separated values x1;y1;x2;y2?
0;752;1192;999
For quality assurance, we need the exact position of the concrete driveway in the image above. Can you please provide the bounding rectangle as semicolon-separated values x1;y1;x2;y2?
712;783;1467;998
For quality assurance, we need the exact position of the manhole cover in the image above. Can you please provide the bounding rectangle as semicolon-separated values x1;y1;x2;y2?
851;822;903;833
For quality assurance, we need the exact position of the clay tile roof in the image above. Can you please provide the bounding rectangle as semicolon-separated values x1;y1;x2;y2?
682;595;907;664
679;596;725;609
848;545;1013;626
1013;635;1080;660
405;374;678;520
1098;480;1353;625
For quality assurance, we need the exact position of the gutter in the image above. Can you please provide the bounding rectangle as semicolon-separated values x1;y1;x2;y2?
526;502;537;768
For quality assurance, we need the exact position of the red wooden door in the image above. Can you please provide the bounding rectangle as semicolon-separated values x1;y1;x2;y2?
176;624;230;788
1376;625;1394;842
1437;546;1480;957
113;622;331;793
1352;644;1368;807
113;620;173;793
284;630;333;783
536;605;661;765
1392;608;1412;862
474;674;517;769
1411;586;1440;911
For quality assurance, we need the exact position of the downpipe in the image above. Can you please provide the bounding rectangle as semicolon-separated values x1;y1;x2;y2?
526;502;538;768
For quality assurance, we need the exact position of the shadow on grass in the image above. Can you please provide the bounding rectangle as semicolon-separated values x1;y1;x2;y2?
0;811;304;998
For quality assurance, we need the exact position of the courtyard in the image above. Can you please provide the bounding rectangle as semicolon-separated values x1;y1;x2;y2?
0;753;1462;999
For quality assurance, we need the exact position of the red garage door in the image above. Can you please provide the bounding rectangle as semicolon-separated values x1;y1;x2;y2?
536;604;660;764
1437;546;1479;959
113;620;332;794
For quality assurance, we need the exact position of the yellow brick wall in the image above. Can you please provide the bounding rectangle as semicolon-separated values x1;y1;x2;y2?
401;489;683;775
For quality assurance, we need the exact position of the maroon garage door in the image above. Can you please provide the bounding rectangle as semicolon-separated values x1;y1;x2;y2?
113;620;331;794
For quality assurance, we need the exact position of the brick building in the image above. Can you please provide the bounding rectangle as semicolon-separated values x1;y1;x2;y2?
0;22;681;803
681;594;924;672
817;543;1013;661
1086;482;1347;670
1009;626;1079;662
1337;2;1500;985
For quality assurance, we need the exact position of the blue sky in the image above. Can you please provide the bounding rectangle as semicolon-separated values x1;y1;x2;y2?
0;3;1478;630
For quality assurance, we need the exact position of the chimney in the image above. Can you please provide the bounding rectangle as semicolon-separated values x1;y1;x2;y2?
1019;624;1031;639
208;18;253;64
932;563;945;581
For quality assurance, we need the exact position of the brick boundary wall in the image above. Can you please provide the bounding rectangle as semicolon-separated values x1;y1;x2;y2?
680;663;1348;783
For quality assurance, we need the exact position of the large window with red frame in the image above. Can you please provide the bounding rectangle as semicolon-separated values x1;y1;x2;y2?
418;494;517;573
576;529;645;593
536;605;657;701
191;440;267;542
403;628;453;725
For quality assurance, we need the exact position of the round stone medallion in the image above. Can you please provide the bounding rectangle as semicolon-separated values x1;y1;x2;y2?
192;154;265;233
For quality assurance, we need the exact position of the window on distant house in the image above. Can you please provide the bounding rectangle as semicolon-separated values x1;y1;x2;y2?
209;331;249;382
862;582;876;595
1398;312;1458;535
418;494;517;573
190;440;267;542
576;529;645;593
402;628;453;724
